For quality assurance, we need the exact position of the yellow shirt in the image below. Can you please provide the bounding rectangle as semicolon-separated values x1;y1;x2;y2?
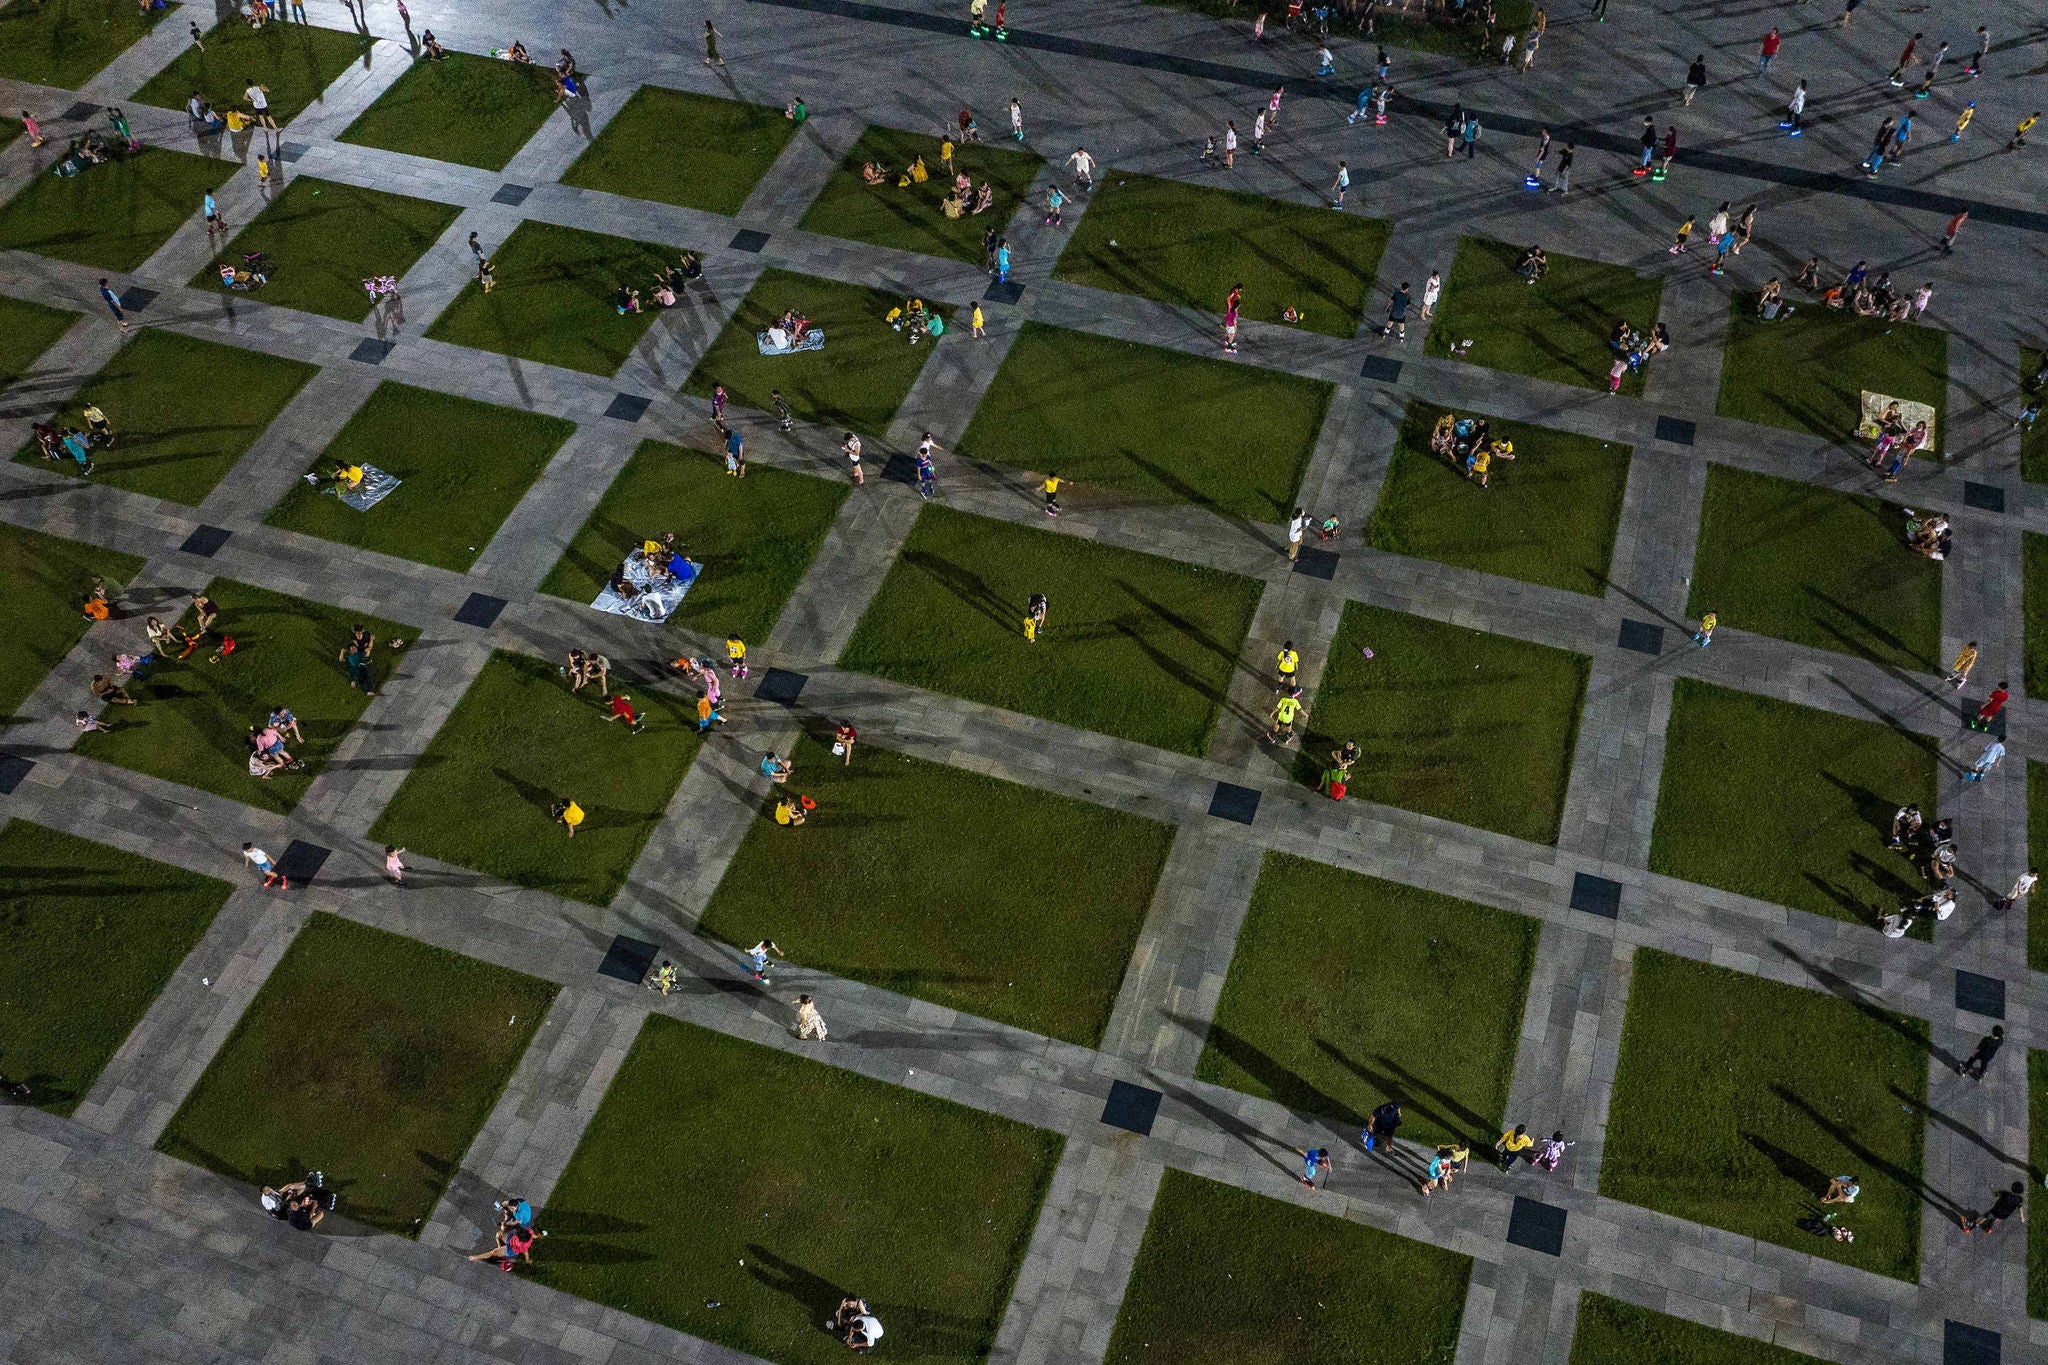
727;639;746;662
971;305;984;329
224;109;248;132
562;801;585;828
1499;1130;1533;1153
941;140;954;161
1276;649;1298;674
1471;450;1491;474
1273;697;1301;724
642;538;664;557
343;465;364;483
1699;613;1717;633
1044;476;1060;496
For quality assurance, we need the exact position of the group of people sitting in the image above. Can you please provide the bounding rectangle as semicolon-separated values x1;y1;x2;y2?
864;154;928;187
32;400;114;469
1428;411;1517;488
941;174;997;218
1608;318;1671;374
1805;260;1926;321
467;1195;539;1271
50;127;122;177
185;92;260;136
615;253;702;313
1864;400;1930;481
1881;804;1958;935
764;305;816;349
259;1173;335;1231
1513;244;1549;283
883;297;944;344
247;705;306;779
217;251;271;290
829;1296;885;1352
1904;507;1951;559
492;44;584;99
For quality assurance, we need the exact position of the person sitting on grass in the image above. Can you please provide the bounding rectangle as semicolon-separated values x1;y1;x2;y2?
218;260;267;290
248;745;291;780
1514;244;1548;283
831;1297;884;1353
775;793;813;826
260;1178;328;1229
468;1222;536;1271
897;154;929;187
652;278;677;308
614;285;642;314
1281;305;1307;324
1888;804;1923;848
422;28;448;59
971;180;995;213
862;160;890;185
942;187;967;217
760;751;793;783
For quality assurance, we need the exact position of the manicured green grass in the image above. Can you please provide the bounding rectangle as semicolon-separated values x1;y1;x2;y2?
1105;1168;1470;1365
369;652;703;906
0;523;143;723
1199;853;1535;1146
135;19;370;126
1425;236;1663;394
561;85;794;214
957;322;1332;522
1056;172;1391;338
13;329;316;503
682;268;947;431
1603;949;1928;1282
1718;293;1948;442
1571;1292;1825;1365
540;440;846;644
158;914;555;1235
2030;764;2048;974
1294;603;1588;844
425;220;675;376
337;50;560;171
799;124;1043;266
1688;465;1942;672
1651;680;1939;932
1365;403;1631;595
0;294;80;389
700;735;1173;1045
0;821;231;1114
0;0;168;88
76;580;408;813
11;329;316;505
0;146;238;271
2025;534;2048;701
193;177;460;321
537;1015;1061;1360
2021;348;2047;484
2031;1050;2048;1319
265;383;572;571
841;505;1262;756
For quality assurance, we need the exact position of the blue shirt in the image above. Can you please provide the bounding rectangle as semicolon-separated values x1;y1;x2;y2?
99;285;122;309
725;431;743;456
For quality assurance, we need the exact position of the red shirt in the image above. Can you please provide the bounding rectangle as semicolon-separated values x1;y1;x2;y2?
610;695;635;720
1761;31;1780;55
835;724;858;745
1982;689;2010;718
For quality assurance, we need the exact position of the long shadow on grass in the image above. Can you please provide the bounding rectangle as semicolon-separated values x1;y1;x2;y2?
1176;1016;1364;1128
902;550;1017;632
1312;1040;1495;1148
1144;1072;1296;1178
747;1243;995;1356
1805;586;1933;673
1124;446;1283;550
1819;679;1949;771
1771;1083;1962;1223
1767;939;1954;1070
1742;1132;1829;1199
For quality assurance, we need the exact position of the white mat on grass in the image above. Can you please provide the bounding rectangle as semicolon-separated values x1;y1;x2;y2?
590;550;700;623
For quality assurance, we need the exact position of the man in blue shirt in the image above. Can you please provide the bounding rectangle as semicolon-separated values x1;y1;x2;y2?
724;427;746;477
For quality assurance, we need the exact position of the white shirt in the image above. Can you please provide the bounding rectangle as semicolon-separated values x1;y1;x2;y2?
1010;103;1022;128
843;436;861;463
1254;114;1266;138
1789;87;1806;113
1067;150;1094;175
246;84;267;110
2013;873;2039;898
1707;211;1728;237
1225;128;1237;149
243;847;270;866
1288;515;1307;543
1335;166;1348;188
1423;277;1441;305
855;1316;883;1342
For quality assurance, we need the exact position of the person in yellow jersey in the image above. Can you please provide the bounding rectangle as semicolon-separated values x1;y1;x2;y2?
1693;611;1717;648
1276;640;1299;687
1495;1123;1535;1169
1465;443;1492;488
1264;692;1304;745
553;797;585;838
1946;640;1979;690
970;302;985;338
1043;471;1061;519
725;634;749;679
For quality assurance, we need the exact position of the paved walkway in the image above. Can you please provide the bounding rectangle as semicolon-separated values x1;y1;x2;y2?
2;0;2047;1362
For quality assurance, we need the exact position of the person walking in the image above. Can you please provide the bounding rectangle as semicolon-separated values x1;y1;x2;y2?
1693;611;1717;648
1635;114;1657;174
1361;1100;1402;1151
1495;1124;1535;1170
1286;508;1307;560
747;940;782;984
1461;111;1481;159
702;19;723;64
1940;208;1968;254
1385;280;1409;340
1960;1026;2004;1079
1223;119;1237;168
1252;109;1267;155
1961;1182;2025;1234
1296;1146;1331;1189
1682;53;1706;105
2007;112;2040;152
384;846;406;885
1223;290;1240;354
1009;97;1024;141
1276;641;1300;688
97;278;130;332
1968;680;2009;730
1329;160;1349;208
1945;641;1979;689
1953;101;1975;142
1420;270;1441;319
1758;27;1779;74
243;842;288;890
1065;146;1096;190
1657;124;1677;177
1999;868;2038;912
794;993;828;1040
1784;80;1806;134
1965;25;1989;78
1964;738;2005;782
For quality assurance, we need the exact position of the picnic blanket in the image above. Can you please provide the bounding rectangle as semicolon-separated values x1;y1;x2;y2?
758;329;826;356
1858;391;1936;449
590;549;701;623
338;464;402;511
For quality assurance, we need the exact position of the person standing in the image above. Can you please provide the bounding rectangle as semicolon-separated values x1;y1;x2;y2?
1550;142;1573;194
1223;291;1240;354
1953;102;1976;142
995;238;1012;283
2000;868;2038;912
1940;208;1968;254
2007;112;2040;152
1945;641;1979;689
1065;146;1096;190
97;278;130;332
1329;160;1349;208
1420;270;1441;319
1964;738;2005;782
1267;84;1284;130
1286;508;1307;561
1009;97;1024;141
1658;124;1677;177
384;845;406;885
1693;611;1717;648
1758;27;1779;75
245;79;275;130
1386;280;1410;341
794;993;828;1040
1635;114;1657;174
747;940;782;984
702;19;723;65
970;302;985;339
1888;32;1922;86
1223;119;1237;168
841;432;863;485
1960;1026;2004;1079
1276;641;1299;688
1461;111;1481;159
1785;81;1807;134
724;427;746;478
1252;109;1267;155
1361;1101;1402;1151
1965;25;1989;78
1683;53;1706;104
243;843;288;890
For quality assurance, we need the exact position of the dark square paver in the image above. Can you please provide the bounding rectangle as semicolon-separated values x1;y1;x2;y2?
1654;415;1696;446
1955;970;2005;1019
1505;1196;1566;1255
1360;355;1403;383
453;592;507;629
1617;619;1664;655
277;141;310;162
178;525;230;558
1210;781;1260;825
118;285;156;313
0;754;32;794
1964;481;2006;513
349;338;394;365
1945;1320;2000;1365
274;840;330;888
491;183;532;206
754;668;807;705
1102;1079;1162;1135
1570;872;1621;919
604;392;651;422
598;934;659;985
984;279;1025;305
727;228;770;253
59;101;99;122
1293;546;1339;580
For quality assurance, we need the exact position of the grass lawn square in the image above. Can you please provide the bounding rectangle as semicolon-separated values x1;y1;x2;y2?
1294;603;1587;844
682;268;946;431
1364;402;1631;595
700;736;1174;1045
1687;465;1941;671
540;440;845;644
134;19;369;126
76;579;408;813
2031;764;2048;973
2032;1050;2048;1318
1571;1292;1827;1365
536;1015;1061;1360
841;505;1262;755
158;914;554;1234
0;821;231;1114
1105;1168;1470;1365
2022;349;2048;484
0;146;238;271
11;329;316;504
1650;680;1939;931
799;124;1043;266
336;49;559;171
561;85;793;214
192;177;460;321
369;651;703;906
957;322;1331;522
265;382;572;570
1198;853;1535;1146
0;294;80;389
1602;949;1928;1281
425;220;674;376
2025;534;2048;700
1425;236;1663;394
1718;293;1947;441
1055;172;1390;338
0;0;167;88
0;522;143;722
